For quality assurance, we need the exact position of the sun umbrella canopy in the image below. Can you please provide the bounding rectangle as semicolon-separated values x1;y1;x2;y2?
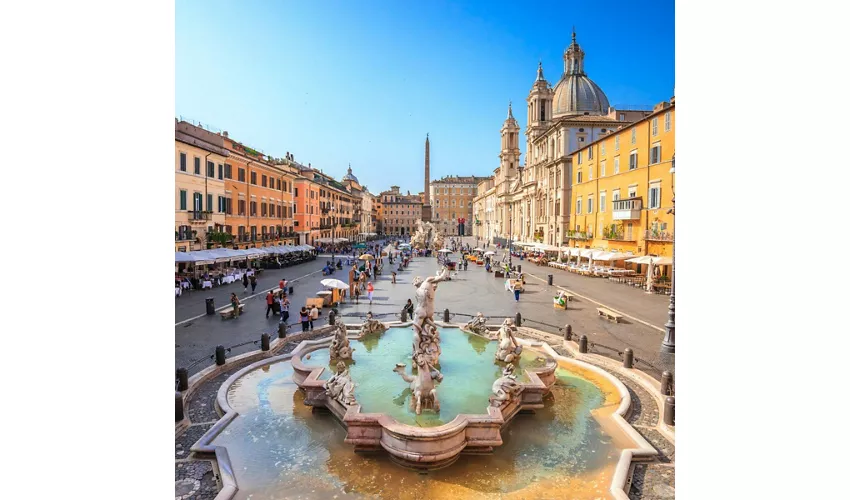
358;254;375;260
438;249;453;253
484;251;496;256
652;256;673;266
320;278;349;289
625;255;656;265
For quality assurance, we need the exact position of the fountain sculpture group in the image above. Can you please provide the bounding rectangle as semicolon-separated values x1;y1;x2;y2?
494;318;523;364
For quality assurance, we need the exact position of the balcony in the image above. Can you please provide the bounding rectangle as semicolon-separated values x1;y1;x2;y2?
175;232;194;242
319;224;334;230
612;198;642;221
645;229;674;242
601;227;637;242
567;231;592;241
189;210;212;221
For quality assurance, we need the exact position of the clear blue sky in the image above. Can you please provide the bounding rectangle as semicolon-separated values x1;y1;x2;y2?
176;0;674;195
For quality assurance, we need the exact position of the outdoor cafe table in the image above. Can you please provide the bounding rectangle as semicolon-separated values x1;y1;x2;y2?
202;280;213;290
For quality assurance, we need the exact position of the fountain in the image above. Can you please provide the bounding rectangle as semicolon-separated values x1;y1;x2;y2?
185;257;665;499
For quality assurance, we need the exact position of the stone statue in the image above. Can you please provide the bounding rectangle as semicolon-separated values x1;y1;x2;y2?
412;322;443;369
325;361;356;406
412;267;449;332
393;354;441;415
464;312;488;335
360;311;387;335
490;364;522;407
329;323;354;360
495;318;523;363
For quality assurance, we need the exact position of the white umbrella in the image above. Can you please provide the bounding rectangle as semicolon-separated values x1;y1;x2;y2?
473;247;485;252
652;256;673;266
625;255;655;265
484;251;496;256
645;259;656;292
320;278;348;289
438;249;453;253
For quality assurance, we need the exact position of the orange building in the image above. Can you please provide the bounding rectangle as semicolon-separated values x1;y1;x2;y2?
222;133;297;249
294;174;321;246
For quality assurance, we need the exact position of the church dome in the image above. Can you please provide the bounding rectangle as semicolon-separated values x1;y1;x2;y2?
552;31;610;117
342;166;358;183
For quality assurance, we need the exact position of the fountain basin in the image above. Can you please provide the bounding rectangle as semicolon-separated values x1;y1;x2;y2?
290;325;557;470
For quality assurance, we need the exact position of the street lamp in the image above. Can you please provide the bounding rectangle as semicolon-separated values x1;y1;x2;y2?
661;154;675;354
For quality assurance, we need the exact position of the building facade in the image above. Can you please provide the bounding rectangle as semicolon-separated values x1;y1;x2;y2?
430;175;487;236
568;99;675;257
175;121;229;252
380;186;422;236
472;177;496;242
222;134;297;249
491;31;654;247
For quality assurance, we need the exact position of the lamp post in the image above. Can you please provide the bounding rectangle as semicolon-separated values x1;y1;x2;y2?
661;155;675;354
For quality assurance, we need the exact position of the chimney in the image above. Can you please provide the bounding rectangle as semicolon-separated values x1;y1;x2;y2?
222;131;229;138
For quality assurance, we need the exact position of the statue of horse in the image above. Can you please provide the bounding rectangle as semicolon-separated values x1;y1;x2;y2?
394;354;441;415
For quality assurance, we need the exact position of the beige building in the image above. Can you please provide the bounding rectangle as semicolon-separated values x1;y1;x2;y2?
492;31;653;246
380;186;422;236
430;175;488;236
472;177;496;242
175;121;229;251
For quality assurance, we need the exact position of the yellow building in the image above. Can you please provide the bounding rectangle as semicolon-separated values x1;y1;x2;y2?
175;121;229;252
568;98;675;258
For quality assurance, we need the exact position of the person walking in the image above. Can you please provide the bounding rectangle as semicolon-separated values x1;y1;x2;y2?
366;282;374;304
250;274;257;293
265;291;275;318
279;278;286;293
513;282;521;302
279;294;290;324
242;273;249;293
354;285;361;304
299;307;310;332
309;304;319;330
230;293;241;318
391;271;397;284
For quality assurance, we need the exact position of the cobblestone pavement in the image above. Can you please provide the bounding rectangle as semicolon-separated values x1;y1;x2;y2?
177;247;675;378
175;459;218;500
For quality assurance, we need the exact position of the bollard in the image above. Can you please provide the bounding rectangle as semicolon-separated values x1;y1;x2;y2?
444;308;450;323
329;310;336;326
547;274;553;286
517;264;522;273
289;286;294;295
515;312;522;327
175;391;185;422
176;368;189;392
564;324;572;342
205;297;215;315
215;345;226;366
261;333;270;351
579;334;588;353
278;322;287;339
661;371;673;396
401;309;408;322
623;348;634;369
664;396;675;426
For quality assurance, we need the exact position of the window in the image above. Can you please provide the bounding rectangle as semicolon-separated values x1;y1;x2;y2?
601;160;606;177
226;197;232;215
651;118;658;136
216;164;222;180
588;197;594;214
261;203;267;217
294;187;298;197
250;201;257;216
224;163;232;179
218;196;225;213
207;161;215;178
628;187;637;198
600;192;606;212
630;129;636;145
238;199;246;215
179;190;187;210
262;175;267;187
614;136;620;151
629;152;638;170
576;198;582;215
207;194;213;212
577;151;583;164
588;166;593;181
649;184;661;209
601;142;606;156
250;171;257;185
619;113;625;121
194;157;201;175
650;144;661;164
238;168;245;182
577;170;582;183
614;157;620;174
179;153;187;172
193;192;203;211
277;179;281;190
588;147;593;160
664;112;671;132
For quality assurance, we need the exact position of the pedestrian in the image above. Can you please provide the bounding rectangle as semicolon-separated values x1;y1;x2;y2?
279;278;287;292
391;271;397;284
354;285;361;304
279;295;290;324
230;293;241;318
310;304;319;330
299;307;309;332
514;282;521;302
402;299;414;318
366;281;374;304
242;273;249;293
265;291;275;318
250;275;257;293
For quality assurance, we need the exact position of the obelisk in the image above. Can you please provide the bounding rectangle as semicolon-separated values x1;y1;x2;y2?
421;133;432;222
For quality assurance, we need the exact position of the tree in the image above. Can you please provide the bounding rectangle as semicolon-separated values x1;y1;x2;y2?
203;230;233;249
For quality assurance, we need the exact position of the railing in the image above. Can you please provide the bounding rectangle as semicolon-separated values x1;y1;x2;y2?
319;224;334;230
601;228;636;241
175;233;194;242
189;211;212;221
566;231;592;240
644;230;674;242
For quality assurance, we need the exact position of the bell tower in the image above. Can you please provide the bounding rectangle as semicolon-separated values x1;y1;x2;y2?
499;102;521;183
